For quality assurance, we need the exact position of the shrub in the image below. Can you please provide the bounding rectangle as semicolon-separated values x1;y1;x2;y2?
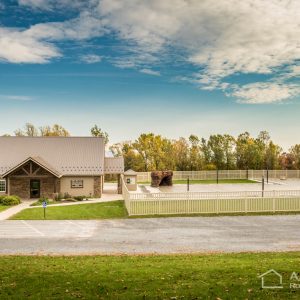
36;198;49;204
73;196;87;201
54;193;63;201
0;195;21;206
63;192;72;199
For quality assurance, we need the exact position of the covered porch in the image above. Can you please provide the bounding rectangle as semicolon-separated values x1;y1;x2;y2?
3;157;61;199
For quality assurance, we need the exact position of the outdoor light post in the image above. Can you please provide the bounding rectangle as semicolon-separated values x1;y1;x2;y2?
262;176;265;198
187;176;190;192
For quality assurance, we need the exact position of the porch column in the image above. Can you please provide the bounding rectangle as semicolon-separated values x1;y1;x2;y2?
117;174;122;194
7;177;10;195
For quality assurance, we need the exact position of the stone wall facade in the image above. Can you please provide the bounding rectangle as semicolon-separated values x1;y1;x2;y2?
93;176;102;198
9;176;56;199
8;175;103;199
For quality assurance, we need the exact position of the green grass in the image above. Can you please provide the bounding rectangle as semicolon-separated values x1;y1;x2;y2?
0;253;299;299
0;205;10;212
11;200;127;220
11;200;300;220
139;179;257;184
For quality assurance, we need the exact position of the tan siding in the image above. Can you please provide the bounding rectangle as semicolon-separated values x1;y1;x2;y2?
60;176;95;197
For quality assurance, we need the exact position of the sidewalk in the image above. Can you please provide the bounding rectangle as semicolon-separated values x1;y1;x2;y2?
0;200;35;220
28;193;123;209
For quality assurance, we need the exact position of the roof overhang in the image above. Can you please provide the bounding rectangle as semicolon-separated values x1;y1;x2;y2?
2;156;62;178
104;157;124;174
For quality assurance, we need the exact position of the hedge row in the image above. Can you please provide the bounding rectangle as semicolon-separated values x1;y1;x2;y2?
0;195;21;206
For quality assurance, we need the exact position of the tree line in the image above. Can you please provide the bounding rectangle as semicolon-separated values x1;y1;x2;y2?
110;131;300;171
3;123;300;171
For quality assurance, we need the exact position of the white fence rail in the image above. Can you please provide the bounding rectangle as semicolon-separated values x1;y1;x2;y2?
126;197;300;216
128;190;300;200
136;170;300;182
122;171;300;216
122;186;300;216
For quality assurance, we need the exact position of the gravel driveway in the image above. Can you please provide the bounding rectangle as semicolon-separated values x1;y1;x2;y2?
0;215;299;255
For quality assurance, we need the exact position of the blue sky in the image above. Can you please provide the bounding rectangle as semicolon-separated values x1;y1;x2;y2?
0;0;300;149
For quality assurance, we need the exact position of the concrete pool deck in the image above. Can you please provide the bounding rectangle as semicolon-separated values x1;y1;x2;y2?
136;179;300;194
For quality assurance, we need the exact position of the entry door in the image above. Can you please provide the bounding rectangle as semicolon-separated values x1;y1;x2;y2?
30;180;40;198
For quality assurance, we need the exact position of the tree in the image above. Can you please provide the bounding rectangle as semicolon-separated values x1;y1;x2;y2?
131;133;175;171
278;152;296;170
40;124;70;136
14;123;70;137
121;143;145;171
15;123;38;136
189;135;203;170
90;125;109;145
265;141;281;169
173;138;190;170
207;135;226;169
222;134;236;169
290;144;300;169
201;138;212;168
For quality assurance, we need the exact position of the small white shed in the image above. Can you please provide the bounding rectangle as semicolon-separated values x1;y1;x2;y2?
124;169;138;191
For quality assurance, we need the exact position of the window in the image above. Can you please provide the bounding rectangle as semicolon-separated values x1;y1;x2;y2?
0;180;6;192
126;178;131;184
71;179;84;188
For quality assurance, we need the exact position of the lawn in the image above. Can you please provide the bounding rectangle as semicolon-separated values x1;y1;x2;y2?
0;252;299;299
0;205;9;212
139;179;257;184
11;200;127;220
10;200;300;220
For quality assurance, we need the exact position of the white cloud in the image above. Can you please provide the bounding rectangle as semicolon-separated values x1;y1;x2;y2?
0;95;33;101
96;0;300;103
140;69;161;76
4;0;300;103
0;11;105;63
0;28;60;63
230;83;300;104
80;54;102;64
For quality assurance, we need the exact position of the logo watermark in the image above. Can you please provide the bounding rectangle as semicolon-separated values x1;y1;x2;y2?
259;269;300;290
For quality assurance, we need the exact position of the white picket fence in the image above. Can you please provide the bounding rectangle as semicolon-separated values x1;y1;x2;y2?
136;170;300;182
121;176;300;216
126;196;300;216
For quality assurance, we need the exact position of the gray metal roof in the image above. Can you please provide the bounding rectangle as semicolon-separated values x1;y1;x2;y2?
124;169;137;175
104;157;124;174
0;137;105;176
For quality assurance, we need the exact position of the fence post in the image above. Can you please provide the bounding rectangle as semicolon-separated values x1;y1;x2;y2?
245;198;248;214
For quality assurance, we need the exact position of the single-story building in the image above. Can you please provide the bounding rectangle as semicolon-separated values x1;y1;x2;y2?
0;137;124;199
